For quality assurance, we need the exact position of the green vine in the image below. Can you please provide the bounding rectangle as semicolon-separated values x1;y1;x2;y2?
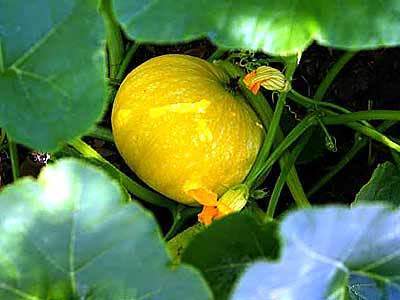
88;126;114;142
307;120;396;196
207;48;226;62
247;112;319;192
99;0;125;80
7;135;19;181
314;51;356;101
266;130;313;220
288;91;400;152
252;56;297;177
216;60;310;208
322;110;400;124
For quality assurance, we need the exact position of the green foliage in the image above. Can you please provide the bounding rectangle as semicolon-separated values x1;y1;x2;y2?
355;162;400;207
182;213;279;300
167;224;205;265
0;0;106;151
0;159;212;300
232;205;400;300
1;2;400;299
113;0;400;55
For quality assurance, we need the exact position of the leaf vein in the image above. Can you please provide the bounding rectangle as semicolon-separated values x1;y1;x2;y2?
0;282;43;300
10;9;73;68
12;68;72;99
360;248;400;272
291;233;348;272
26;235;68;275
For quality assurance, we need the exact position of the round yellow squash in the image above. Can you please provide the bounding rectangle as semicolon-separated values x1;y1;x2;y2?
112;54;263;206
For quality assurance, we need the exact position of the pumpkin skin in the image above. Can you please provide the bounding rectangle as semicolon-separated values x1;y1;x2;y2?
112;54;263;206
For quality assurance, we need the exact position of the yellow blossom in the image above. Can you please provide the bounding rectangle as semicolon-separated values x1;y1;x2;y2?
193;184;249;225
243;66;290;95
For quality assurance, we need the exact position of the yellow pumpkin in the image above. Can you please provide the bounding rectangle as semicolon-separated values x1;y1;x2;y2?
112;54;263;206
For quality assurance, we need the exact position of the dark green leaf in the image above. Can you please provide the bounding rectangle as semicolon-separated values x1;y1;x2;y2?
0;158;212;300
0;0;106;151
355;162;400;207
113;0;400;55
182;213;279;300
168;224;205;265
232;205;400;300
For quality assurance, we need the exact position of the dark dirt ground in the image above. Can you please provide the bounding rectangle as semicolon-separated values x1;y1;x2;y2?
1;38;399;229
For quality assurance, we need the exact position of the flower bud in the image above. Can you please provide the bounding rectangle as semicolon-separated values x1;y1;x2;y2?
216;184;249;217
243;66;290;95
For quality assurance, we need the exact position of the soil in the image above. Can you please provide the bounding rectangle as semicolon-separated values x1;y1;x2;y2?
1;38;399;229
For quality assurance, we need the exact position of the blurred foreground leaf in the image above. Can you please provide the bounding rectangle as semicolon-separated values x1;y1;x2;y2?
0;158;212;300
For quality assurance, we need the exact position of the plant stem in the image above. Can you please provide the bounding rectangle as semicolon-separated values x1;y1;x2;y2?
216;60;310;208
289;90;350;112
116;42;140;83
249;91;310;206
88;126;114;142
307;120;397;196
248;112;318;193
69;138;177;211
391;149;400;169
314;51;356;101
289;90;371;127
346;122;400;152
107;42;141;103
7;135;19;181
165;205;200;240
289;90;400;152
255;56;297;171
309;136;364;197
300;50;357;151
322;110;400;125
208;48;226;62
266;130;312;220
99;0;124;80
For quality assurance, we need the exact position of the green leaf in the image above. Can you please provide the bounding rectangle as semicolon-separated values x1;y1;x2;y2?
113;0;400;55
0;158;212;300
182;213;279;300
168;224;205;265
348;274;399;300
355;162;400;207
232;205;400;300
0;0;106;151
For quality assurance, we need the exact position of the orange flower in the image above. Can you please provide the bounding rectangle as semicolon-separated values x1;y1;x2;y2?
189;185;249;225
243;66;290;95
243;70;262;94
198;206;219;225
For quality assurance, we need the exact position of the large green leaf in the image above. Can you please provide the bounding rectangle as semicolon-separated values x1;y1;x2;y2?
182;214;279;300
0;158;212;300
168;224;205;265
232;205;400;300
0;0;106;151
113;0;400;55
355;162;400;207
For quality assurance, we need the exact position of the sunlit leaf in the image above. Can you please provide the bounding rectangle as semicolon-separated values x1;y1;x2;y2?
232;205;400;300
0;0;106;151
113;0;400;55
0;158;212;300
